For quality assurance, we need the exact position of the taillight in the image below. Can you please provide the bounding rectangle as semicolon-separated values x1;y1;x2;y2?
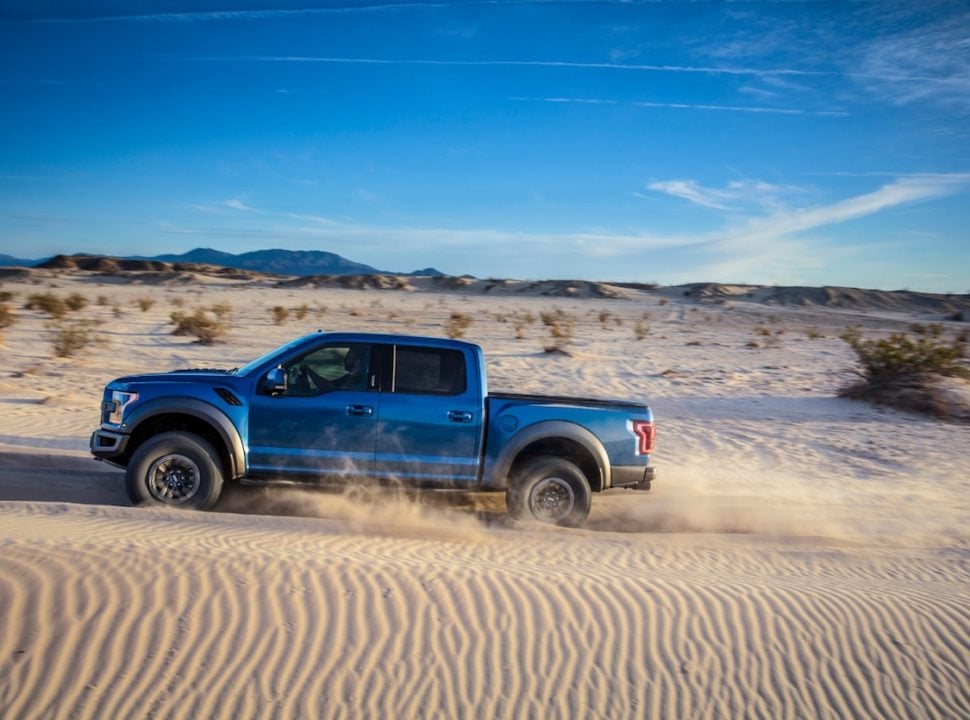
632;420;655;455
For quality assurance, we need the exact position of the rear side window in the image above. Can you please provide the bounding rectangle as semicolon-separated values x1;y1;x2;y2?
394;347;466;395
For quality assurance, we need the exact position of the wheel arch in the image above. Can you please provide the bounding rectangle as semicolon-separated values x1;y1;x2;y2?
122;398;245;479
491;421;610;493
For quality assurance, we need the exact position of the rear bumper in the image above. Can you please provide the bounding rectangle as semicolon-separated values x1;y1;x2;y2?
90;428;129;460
611;464;656;491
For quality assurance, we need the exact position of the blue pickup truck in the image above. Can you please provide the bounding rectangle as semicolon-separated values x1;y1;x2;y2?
91;332;656;526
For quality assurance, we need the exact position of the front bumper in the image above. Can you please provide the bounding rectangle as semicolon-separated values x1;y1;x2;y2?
611;464;656;491
90;428;129;460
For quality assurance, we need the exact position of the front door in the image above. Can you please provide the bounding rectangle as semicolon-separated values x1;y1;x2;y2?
248;342;379;480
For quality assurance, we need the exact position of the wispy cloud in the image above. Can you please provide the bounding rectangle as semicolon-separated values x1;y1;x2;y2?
2;3;514;24
658;173;970;283
856;12;970;113
194;54;858;81
647;179;803;212
512;96;848;117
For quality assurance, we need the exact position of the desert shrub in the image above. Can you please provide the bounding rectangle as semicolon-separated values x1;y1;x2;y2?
47;319;98;358
0;290;15;302
135;297;156;312
25;292;67;319
64;293;88;312
753;324;783;348
171;297;184;307
170;308;228;345
0;303;15;342
806;327;825;340
271;306;290;325
295;303;310;320
841;324;968;381
0;303;15;329
541;308;574;353
634;320;650;341
210;301;232;319
112;306;124;318
445;311;473;339
96;295;110;306
598;310;612;326
511;311;535;340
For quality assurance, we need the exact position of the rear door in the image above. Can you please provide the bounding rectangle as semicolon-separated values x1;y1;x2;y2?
373;343;484;484
247;342;380;479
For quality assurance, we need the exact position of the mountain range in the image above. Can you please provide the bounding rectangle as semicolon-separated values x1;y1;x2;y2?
0;248;443;277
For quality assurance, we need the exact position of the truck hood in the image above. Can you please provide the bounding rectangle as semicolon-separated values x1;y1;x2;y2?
111;369;236;385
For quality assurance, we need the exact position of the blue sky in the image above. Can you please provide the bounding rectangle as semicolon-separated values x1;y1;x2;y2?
1;1;969;291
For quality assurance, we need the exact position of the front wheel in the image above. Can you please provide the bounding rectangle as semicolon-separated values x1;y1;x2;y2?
126;431;224;510
507;456;592;528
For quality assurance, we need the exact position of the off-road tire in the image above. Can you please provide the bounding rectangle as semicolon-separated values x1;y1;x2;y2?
507;455;592;528
126;431;224;510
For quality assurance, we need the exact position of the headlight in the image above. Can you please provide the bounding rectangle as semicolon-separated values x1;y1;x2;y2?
106;390;138;426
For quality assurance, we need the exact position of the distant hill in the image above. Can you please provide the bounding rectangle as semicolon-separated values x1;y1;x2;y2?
0;253;42;267
143;248;380;276
22;247;444;277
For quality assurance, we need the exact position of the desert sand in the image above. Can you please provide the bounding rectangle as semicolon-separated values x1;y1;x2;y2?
0;268;968;718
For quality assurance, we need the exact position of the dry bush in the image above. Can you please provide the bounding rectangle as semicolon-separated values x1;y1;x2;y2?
841;324;968;381
135;297;156;312
840;324;970;420
271;306;290;325
64;293;88;312
806;326;825;340
0;290;16;302
445;311;473;339
170;308;229;345
0;303;15;342
753;324;784;348
634;320;650;341
598;310;612;326
210;302;232;320
510;311;535;340
25;292;68;319
96;295;110;306
295;303;310;320
47;319;99;358
541;308;575;354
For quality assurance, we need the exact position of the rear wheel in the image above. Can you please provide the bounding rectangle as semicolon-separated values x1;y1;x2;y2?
126;432;224;510
507;456;591;528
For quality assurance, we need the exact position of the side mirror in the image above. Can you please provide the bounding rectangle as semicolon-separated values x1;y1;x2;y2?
262;366;287;395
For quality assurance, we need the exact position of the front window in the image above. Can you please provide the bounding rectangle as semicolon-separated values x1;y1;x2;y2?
281;343;373;396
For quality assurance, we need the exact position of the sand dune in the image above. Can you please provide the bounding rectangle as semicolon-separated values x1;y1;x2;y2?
0;501;967;718
0;270;968;717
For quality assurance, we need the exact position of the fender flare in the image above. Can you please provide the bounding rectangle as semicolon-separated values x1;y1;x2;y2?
123;397;246;479
488;420;612;490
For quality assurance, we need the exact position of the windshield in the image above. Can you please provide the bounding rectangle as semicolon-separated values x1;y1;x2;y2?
234;334;321;377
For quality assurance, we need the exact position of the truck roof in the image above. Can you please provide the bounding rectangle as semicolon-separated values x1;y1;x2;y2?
292;330;482;352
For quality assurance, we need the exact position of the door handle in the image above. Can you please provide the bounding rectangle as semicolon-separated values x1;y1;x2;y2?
448;410;474;423
347;405;374;417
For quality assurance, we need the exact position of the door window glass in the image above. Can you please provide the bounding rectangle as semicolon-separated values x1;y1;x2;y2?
394;347;466;395
282;344;372;396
